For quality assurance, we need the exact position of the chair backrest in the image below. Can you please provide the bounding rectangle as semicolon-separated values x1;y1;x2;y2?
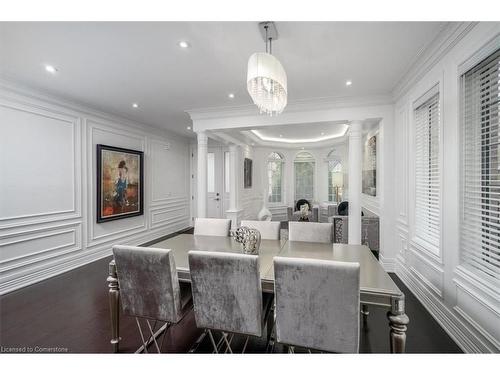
337;201;349;216
194;218;231;236
188;251;263;336
113;245;183;323
240;220;281;240
288;222;332;243
274;257;360;353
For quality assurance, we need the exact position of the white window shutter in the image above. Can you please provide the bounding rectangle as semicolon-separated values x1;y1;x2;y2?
414;91;441;252
461;48;500;284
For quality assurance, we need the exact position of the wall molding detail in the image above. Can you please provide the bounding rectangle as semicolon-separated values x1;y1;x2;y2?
396;259;499;353
379;254;395;272
0;84;191;295
0;99;82;229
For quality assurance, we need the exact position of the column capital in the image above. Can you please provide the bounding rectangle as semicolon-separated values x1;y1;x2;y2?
197;131;208;145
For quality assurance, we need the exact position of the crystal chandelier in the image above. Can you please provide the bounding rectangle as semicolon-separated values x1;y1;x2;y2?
247;22;287;116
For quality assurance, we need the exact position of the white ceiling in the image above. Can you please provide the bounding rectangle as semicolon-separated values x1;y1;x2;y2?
0;22;447;136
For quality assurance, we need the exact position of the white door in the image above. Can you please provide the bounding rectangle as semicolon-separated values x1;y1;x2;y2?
207;147;224;218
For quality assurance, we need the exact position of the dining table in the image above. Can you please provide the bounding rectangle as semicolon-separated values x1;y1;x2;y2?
107;234;409;353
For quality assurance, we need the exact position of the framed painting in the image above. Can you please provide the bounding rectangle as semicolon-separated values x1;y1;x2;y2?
244;158;252;188
96;144;144;223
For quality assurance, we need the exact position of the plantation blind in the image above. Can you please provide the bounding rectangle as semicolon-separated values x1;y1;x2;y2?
461;48;500;283
414;89;440;250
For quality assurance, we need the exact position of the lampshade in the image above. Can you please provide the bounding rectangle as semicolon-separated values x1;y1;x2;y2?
247;52;287;116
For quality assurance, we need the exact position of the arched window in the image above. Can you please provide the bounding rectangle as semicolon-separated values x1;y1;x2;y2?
294;151;315;202
326;149;343;202
328;159;343;202
267;152;284;203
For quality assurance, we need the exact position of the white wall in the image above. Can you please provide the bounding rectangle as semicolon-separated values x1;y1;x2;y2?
392;23;500;352
0;83;191;295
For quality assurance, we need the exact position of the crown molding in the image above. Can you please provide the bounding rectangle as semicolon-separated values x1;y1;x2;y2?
392;22;478;100
0;76;190;143
186;93;394;121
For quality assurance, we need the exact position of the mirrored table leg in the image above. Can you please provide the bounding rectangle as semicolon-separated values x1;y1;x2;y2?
107;260;121;353
387;294;409;353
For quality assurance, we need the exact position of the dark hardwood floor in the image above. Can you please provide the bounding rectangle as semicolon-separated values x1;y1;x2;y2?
0;229;462;354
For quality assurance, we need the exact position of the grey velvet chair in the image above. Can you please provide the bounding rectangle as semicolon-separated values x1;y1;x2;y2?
273;257;360;353
240;220;281;240
188;250;273;353
194;218;231;237
288;222;333;243
112;245;192;353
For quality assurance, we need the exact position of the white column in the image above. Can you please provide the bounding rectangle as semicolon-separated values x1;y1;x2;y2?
348;121;363;244
196;131;208;218
228;144;239;211
226;144;242;228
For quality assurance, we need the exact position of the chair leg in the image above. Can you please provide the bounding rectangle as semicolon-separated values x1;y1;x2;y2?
207;329;219;354
265;323;276;353
146;320;161;353
241;336;250;353
188;329;207;353
288;345;295;354
135;319;170;354
135;318;149;354
223;333;234;354
221;332;233;354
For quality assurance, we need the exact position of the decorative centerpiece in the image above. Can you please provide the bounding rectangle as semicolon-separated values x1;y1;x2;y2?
299;203;310;221
232;226;261;255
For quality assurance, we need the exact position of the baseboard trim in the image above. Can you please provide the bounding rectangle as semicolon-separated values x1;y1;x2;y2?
379;254;395;272
396;259;497;353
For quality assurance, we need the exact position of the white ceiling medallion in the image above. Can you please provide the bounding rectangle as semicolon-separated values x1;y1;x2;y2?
247;22;287;116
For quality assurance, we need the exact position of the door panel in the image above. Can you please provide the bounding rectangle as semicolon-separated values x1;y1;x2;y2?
207;148;224;218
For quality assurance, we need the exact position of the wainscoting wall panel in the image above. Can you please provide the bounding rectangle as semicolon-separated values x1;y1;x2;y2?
0;83;191;295
0;99;81;229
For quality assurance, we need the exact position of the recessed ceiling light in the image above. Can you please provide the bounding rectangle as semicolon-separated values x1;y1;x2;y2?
187;126;192;130
251;143;255;146
321;132;325;136
228;93;235;99
279;134;283;137
301;147;305;150
45;65;58;74
346;80;352;86
178;41;190;48
132;103;139;108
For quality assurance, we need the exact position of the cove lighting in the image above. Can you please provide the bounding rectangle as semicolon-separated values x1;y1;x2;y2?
250;124;349;144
